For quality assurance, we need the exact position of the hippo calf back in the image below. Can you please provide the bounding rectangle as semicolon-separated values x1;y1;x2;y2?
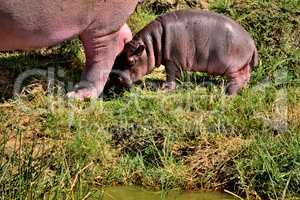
112;9;258;95
0;0;137;99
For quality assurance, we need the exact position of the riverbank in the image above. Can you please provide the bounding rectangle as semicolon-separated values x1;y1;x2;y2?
0;0;299;199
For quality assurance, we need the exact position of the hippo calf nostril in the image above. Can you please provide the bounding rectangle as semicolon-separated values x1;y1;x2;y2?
118;76;125;84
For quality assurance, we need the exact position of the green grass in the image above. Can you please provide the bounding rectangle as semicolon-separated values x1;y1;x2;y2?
0;0;300;199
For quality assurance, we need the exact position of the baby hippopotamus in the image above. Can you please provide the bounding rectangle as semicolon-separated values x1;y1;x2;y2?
112;9;258;95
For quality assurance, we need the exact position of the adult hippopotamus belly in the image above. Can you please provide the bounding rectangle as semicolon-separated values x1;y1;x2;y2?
0;0;137;99
0;28;82;50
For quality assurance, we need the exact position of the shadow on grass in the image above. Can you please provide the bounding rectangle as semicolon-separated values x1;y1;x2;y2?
0;48;83;101
103;72;225;100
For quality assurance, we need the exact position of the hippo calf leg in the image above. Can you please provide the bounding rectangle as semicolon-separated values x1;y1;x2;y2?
67;29;119;100
162;61;180;91
163;61;252;95
226;64;251;96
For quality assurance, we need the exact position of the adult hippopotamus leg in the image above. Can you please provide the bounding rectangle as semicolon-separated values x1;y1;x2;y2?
226;64;251;95
118;23;132;53
67;28;119;100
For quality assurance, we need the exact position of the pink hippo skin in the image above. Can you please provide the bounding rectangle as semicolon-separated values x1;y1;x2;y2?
118;24;133;53
112;9;259;95
0;0;138;100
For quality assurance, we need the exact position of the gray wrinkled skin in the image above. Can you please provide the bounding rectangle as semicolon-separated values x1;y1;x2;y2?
112;9;258;95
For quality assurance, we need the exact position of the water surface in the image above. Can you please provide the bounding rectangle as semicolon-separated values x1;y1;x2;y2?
99;186;237;200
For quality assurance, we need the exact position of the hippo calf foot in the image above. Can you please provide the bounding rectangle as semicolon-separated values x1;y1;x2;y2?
66;81;98;100
225;83;240;96
225;78;249;96
162;81;176;91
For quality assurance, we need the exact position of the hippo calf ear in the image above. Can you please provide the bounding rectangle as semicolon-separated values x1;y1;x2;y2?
134;44;145;56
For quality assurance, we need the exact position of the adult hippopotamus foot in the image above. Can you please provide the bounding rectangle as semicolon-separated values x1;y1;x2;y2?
226;64;251;96
66;81;98;100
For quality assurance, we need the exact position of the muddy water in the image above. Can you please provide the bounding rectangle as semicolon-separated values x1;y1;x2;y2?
99;186;237;200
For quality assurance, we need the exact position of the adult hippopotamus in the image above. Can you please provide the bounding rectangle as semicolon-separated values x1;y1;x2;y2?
0;0;137;99
112;9;259;95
